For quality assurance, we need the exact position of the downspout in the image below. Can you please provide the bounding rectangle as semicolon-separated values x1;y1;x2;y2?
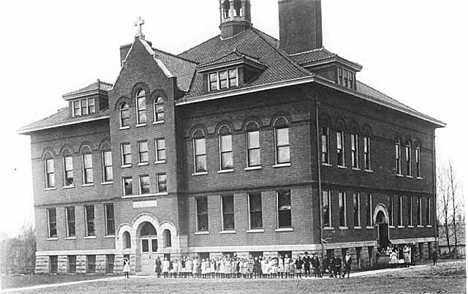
432;130;438;253
315;93;324;260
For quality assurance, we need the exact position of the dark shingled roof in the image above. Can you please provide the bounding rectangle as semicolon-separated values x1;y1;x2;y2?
198;50;264;69
289;47;337;65
62;80;113;99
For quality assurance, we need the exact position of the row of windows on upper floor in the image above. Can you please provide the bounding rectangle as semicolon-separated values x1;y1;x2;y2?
118;89;165;128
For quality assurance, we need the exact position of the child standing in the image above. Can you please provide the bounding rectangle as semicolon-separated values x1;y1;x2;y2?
123;258;130;278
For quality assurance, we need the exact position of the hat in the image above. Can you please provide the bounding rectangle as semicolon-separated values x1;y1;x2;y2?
305;252;309;255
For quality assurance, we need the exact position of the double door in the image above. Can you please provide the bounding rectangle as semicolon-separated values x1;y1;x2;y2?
141;237;158;273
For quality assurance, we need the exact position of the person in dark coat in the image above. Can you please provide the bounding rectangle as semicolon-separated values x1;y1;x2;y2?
323;255;335;278
155;257;162;278
294;255;303;279
334;256;342;278
342;251;352;278
303;252;311;277
431;250;438;266
311;253;321;278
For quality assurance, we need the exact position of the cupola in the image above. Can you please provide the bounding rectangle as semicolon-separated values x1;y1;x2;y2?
219;0;252;39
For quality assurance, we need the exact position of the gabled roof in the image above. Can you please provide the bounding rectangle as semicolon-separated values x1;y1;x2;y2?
62;80;113;100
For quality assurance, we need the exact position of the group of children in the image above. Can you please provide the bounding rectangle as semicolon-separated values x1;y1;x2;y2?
152;252;353;279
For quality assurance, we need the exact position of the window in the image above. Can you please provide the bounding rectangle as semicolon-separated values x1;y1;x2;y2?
63;151;74;187
398;196;403;226
157;173;167;194
102;150;113;183
338;67;343;85
219;126;233;170
396;138;402;175
50;256;58;274
222;195;235;230
138;141;149;164
277;190;292;228
154;97;164;123
209;73;218;91
82;148;93;184
416;143;421;178
163;230;172;247
339;192;347;227
196;197;208;231
155;138;166;162
323;191;331;228
65;207;76;238
85;205;95;236
81;99;88;115
321;127;329;164
121;143;131;166
407;197;413;226
366;194;373;227
44;155;55;189
106;255;115;274
120;103;130;127
193;130;207;173
86;255;96;273
388;196;394;226
73;101;81;117
337;130;345;167
275;119;290;165
68;256;76;274
364;136;371;170
351;133;359;169
136;89;147;125
123;231;131;249
417;197;422;226
246;123;260;167
427;198;432;226
249;193;263;229
123;177;133;196
208;68;238;91
353;193;361;227
47;208;57;239
139;175;150;194
72;98;95;117
88;98;95;114
105;204;115;236
405;140;412;176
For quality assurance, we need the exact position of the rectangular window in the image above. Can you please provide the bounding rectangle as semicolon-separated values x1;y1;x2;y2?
139;175;150;195
102;150;113;183
219;70;228;89
155;138;166;162
209;73;218;91
85;205;95;236
121;143;132;166
396;140;402;175
337;130;345;167
353;193;361;227
81;99;88;115
68;256;76;273
45;158;55;188
86;255;96;273
427;198;432;226
408;197;413;226
247;131;260;167
364;136;371;170
339;192;347;227
416;146;421;177
351;133;359;168
222;195;235;230
338;67;343;85
406;143;412;176
366;194;373;227
249;193;263;229
50;256;58;274
47;208;57;239
219;134;233;170
64;155;74;186
196;197;209;231
277;190;292;228
106;255;115;274
417;197;422;226
344;69;349;88
73;101;81;117
105;204;115;236
275;127;290;164
138;141;149;164
398;196;403;226
157;173;167;194
388;196;394;226
88;98;95;114
349;72;354;89
321;127;329;164
194;137;207;173
323;191;331;228
137;96;147;124
123;177;133;196
65;207;76;238
83;153;93;184
228;68;238;87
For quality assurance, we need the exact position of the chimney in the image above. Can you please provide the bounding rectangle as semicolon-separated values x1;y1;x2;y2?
279;0;323;54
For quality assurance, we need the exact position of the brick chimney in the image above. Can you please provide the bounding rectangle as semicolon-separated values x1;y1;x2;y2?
279;0;323;54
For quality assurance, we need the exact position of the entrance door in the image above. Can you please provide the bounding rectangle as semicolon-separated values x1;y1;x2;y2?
140;222;158;274
378;223;389;249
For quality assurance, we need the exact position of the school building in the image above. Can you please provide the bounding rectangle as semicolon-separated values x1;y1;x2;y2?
18;0;445;275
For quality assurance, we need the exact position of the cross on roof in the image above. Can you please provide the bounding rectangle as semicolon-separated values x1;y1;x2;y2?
135;17;145;38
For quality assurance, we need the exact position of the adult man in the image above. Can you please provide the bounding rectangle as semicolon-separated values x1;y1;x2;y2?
303;252;311;277
342;251;352;278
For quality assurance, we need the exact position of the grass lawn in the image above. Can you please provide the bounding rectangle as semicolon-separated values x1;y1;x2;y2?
1;274;109;290
2;260;465;294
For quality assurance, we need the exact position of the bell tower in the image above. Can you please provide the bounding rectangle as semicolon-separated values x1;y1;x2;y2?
219;0;252;39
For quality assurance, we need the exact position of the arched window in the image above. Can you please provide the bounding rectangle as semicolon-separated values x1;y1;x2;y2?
193;130;207;173
234;0;242;16
163;229;172;248
405;140;412;177
336;124;345;167
44;152;55;189
120;103;130;128
415;142;421;178
274;118;290;165
219;126;233;171
82;146;93;184
246;122;260;168
154;97;164;123
136;89;147;125
63;149;74;187
123;231;131;249
363;135;371;171
395;138;402;175
223;0;230;18
350;129;359;169
321;126;329;164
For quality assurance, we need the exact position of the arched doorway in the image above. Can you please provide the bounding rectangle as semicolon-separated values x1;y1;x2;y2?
374;208;389;250
139;222;158;273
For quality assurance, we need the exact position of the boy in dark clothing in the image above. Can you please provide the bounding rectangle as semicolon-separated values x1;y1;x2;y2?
294;255;303;279
334;256;342;278
303;252;311;277
312;254;321;278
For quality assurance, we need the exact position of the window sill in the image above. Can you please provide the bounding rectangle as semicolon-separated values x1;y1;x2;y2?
136;124;147;128
275;228;294;232
105;235;116;239
47;238;58;241
353;226;362;230
426;225;433;228
322;163;332;167
366;226;374;229
406;175;413;179
153;121;164;125
337;165;347;169
121;164;132;168
192;172;208;176
65;237;76;240
407;225;414;228
352;167;360;171
273;163;291;168
194;231;210;235
339;226;348;230
389;226;395;229
44;187;56;191
122;193;158;199
63;185;75;189
84;236;97;239
417;225;424;228
155;160;166;165
101;182;113;186
156;192;168;196
218;169;234;174
324;227;334;231
247;229;265;233
138;162;149;166
245;166;262;171
416;177;423;180
220;230;236;234
82;184;94;187
364;169;374;173
120;126;130;130
396;174;404;177
397;226;405;229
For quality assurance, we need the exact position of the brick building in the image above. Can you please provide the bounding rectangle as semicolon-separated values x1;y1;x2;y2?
19;0;445;274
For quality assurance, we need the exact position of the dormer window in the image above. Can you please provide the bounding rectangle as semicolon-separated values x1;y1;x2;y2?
72;98;96;117
208;68;238;92
337;67;356;90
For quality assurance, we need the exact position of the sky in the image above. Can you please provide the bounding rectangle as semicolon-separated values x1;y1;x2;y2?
0;0;466;238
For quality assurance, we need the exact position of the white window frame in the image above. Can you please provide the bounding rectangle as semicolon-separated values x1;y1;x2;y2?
248;192;263;230
351;133;359;169
63;153;74;187
153;96;164;123
65;206;76;238
196;197;209;232
337;130;345;167
408;197;413;227
156;173;167;194
139;175;150;195
323;190;332;229
339;192;347;228
218;128;233;171
366;193;373;228
208;68;238;92
44;156;55;189
155;138;166;163
121;143;132;167
416;143;421;178
47;208;57;239
221;195;235;231
406;140;412;177
274;126;290;165
101;150;113;183
82;151;93;185
246;128;261;168
396;139;402;175
193;131;207;174
321;127;330;165
120;103;130;128
353;192;361;228
104;203;115;236
84;205;95;237
277;190;292;229
364;136;371;171
138;140;149;165
136;89;147;125
122;177;133;196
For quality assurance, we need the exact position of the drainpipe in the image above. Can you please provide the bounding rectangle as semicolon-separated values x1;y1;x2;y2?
315;93;325;260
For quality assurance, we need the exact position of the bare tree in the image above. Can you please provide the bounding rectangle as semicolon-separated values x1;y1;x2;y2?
437;165;451;253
